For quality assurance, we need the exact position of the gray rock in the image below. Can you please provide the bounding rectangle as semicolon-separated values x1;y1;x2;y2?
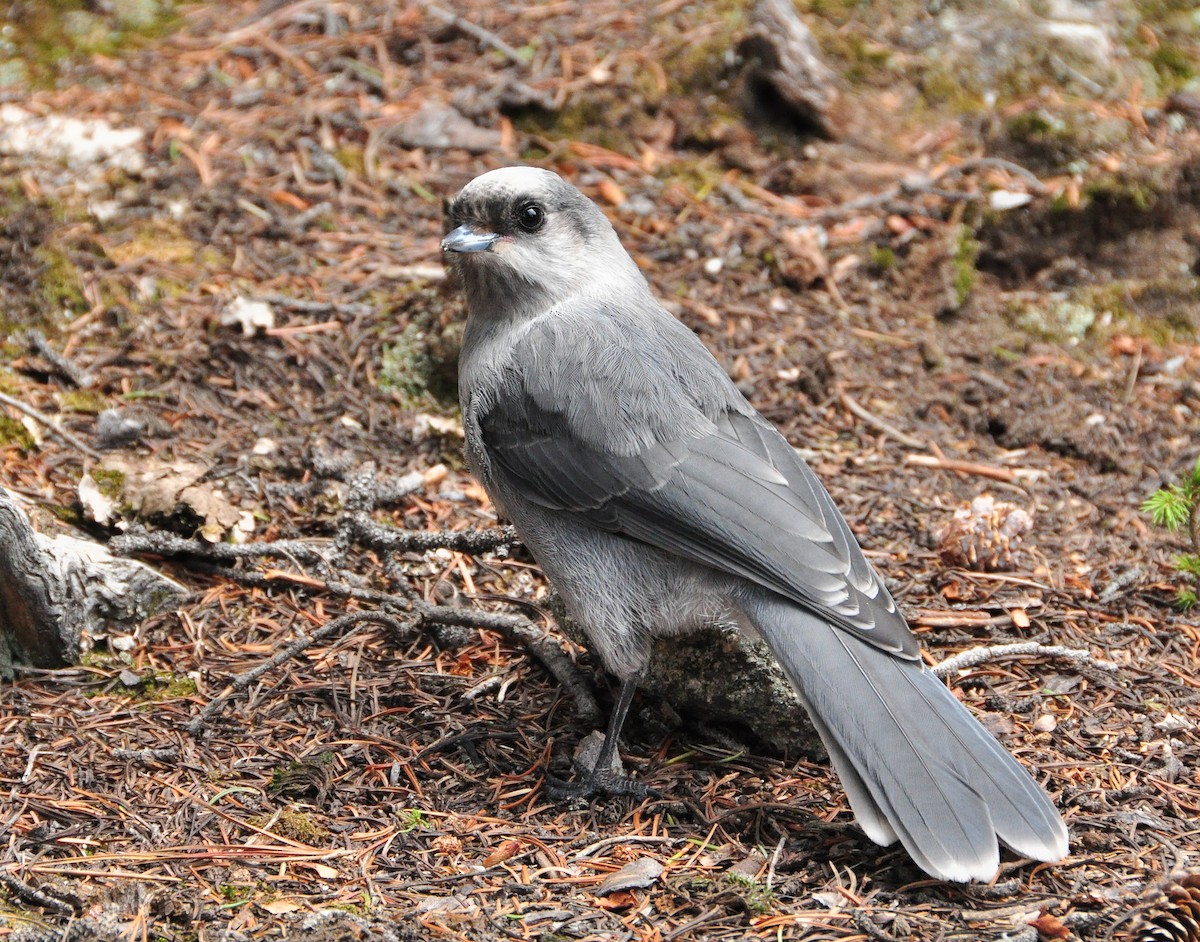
644;620;824;758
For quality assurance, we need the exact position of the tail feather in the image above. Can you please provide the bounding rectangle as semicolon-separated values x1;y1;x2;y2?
742;590;1068;882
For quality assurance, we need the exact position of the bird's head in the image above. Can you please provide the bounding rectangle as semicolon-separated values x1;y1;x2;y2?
442;167;641;320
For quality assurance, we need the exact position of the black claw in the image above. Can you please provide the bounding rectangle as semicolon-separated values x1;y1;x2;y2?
544;769;657;802
545;675;660;802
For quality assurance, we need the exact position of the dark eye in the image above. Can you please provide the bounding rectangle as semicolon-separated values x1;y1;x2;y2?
515;201;545;233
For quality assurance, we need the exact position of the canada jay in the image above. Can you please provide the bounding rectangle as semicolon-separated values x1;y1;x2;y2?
443;166;1068;882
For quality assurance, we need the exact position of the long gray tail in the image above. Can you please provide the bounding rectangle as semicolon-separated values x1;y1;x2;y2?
740;589;1068;882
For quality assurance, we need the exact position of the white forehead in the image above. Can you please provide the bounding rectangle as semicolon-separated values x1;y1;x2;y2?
461;166;560;197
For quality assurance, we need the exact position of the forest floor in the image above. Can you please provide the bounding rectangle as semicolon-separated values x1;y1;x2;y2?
0;1;1199;940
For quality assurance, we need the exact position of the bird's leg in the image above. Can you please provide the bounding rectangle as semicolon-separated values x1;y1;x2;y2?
546;674;656;800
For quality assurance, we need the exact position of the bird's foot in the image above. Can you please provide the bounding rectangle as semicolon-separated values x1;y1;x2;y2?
545;768;658;801
544;730;659;801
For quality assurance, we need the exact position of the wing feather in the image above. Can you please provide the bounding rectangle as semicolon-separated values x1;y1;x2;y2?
479;306;916;657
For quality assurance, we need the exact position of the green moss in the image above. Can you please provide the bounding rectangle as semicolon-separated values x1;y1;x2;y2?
333;146;365;176
90;467;127;499
916;60;985;112
868;244;897;272
377;286;460;407
1152;43;1195;80
515;94;636;153
653;0;746;96
248;807;329;844
119;671;199;701
0;415;34;451
1109;279;1200;343
724;872;776;916
4;0;179;87
1011;278;1198;347
154;675;198;699
58;389;106;414
35;244;87;317
825;32;893;86
379;324;435;405
951;225;979;306
104;221;199;267
1081;175;1158;212
269;751;336;798
219;884;253;905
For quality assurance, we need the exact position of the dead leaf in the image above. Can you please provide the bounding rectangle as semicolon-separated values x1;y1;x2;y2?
596;857;663;896
1030;912;1069;940
726;853;766;881
259;899;301;915
101;456;245;542
295;861;339;880
180;484;241;543
482;839;522;867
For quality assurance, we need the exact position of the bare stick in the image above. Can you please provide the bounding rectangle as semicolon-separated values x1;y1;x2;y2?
812;156;1045;221
936;156;1047;193
415;600;600;725
418;2;528;67
840;393;927;450
346;513;519;555
112;746;180;763
113;521;517;568
0;391;101;459
905;453;1024;484
25;330;94;388
852;909;902;942
187;610;412;737
932;642;1117;678
0;870;77;915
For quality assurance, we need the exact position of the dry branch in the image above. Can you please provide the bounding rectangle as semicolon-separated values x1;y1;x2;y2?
931;641;1116;678
187;610;413;737
0;390;100;459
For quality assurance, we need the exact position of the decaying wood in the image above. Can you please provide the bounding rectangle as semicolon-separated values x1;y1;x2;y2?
0;488;187;674
741;0;841;137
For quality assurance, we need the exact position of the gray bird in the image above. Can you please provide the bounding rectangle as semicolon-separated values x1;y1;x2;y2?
442;166;1068;882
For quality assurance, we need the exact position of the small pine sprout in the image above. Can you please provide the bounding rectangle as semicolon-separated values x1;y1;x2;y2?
1144;457;1200;611
1144;486;1191;531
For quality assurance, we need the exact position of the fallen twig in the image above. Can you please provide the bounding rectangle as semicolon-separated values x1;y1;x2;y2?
0;870;78;915
25;329;93;388
346;513;518;556
937;156;1047;193
811;156;1045;221
905;453;1031;483
932;641;1117;678
112;746;180;764
418;2;529;67
840;393;927;450
0;390;101;459
852;909;902;942
415;599;600;725
187;610;412;738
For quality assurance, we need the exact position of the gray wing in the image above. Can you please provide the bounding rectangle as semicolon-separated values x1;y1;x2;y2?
477;304;917;658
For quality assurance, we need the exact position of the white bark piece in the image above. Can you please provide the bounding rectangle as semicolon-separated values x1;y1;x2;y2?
0;488;187;673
